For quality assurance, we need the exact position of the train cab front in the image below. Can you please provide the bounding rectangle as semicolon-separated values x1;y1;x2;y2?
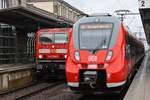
36;28;71;78
66;16;128;94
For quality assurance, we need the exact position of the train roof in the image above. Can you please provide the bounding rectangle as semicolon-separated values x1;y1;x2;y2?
75;15;121;25
37;28;72;33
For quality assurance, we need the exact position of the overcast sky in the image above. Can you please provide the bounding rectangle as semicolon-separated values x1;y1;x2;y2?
0;0;145;35
64;0;144;34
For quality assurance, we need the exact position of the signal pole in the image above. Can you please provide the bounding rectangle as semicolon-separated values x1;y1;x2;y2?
114;10;130;22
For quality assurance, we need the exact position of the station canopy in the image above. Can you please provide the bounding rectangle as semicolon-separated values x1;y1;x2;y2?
0;5;73;29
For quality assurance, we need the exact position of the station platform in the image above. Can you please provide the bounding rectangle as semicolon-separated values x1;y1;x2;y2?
0;64;35;73
0;63;35;93
124;52;150;100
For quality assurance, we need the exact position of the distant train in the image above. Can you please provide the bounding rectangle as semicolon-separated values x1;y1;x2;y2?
36;28;72;79
65;15;145;93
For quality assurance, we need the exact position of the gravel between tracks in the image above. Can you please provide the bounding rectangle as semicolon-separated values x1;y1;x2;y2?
22;84;121;100
24;84;82;100
0;82;123;100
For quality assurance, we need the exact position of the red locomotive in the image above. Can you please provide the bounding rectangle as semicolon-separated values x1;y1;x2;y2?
36;28;72;78
65;15;145;93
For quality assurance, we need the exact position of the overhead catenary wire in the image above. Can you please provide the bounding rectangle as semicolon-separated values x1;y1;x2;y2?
127;16;136;26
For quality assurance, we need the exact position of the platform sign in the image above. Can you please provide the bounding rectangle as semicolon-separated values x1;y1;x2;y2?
139;0;150;9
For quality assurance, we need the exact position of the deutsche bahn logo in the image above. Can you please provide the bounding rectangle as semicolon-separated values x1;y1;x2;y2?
88;55;97;62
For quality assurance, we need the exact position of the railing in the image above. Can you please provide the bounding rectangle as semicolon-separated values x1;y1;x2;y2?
0;24;16;64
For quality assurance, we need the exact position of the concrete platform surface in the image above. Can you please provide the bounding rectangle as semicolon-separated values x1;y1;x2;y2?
0;64;35;73
124;52;150;100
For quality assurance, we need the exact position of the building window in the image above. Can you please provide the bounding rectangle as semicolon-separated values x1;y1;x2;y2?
66;7;68;18
54;4;58;14
18;0;21;5
68;10;72;20
58;4;61;16
64;7;67;18
71;11;73;20
73;13;77;22
61;5;68;18
61;5;65;17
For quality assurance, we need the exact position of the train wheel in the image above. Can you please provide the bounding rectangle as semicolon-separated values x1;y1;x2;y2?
70;86;78;91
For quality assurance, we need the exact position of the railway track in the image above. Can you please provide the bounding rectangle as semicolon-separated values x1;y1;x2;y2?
0;82;127;100
0;81;63;100
0;60;142;100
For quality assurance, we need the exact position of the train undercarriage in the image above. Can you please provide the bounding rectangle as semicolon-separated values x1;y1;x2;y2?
36;60;65;80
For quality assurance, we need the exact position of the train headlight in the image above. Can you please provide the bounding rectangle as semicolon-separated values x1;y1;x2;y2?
74;51;80;61
39;55;43;59
64;54;67;59
106;50;113;61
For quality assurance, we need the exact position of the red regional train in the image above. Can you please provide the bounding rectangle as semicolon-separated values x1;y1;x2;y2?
66;15;145;93
36;28;72;79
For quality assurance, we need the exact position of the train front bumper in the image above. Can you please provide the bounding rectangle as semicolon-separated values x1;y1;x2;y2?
67;81;126;88
66;65;127;88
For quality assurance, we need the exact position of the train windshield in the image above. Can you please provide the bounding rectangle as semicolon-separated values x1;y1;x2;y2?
79;23;113;50
39;32;68;44
54;33;68;43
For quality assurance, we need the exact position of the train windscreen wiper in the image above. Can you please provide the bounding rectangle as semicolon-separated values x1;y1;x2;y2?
92;38;106;54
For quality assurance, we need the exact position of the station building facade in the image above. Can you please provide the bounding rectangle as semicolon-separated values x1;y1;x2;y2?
2;0;86;22
27;0;86;22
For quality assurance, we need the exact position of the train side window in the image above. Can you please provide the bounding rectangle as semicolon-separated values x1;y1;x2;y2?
129;37;137;58
125;34;131;59
125;44;131;59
